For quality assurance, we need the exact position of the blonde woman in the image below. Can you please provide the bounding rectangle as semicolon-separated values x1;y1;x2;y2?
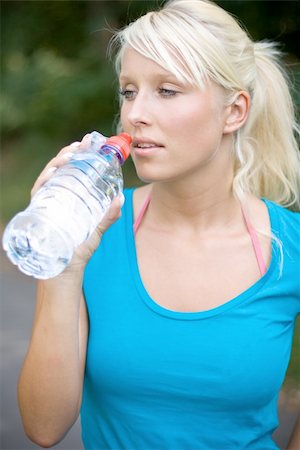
18;0;300;448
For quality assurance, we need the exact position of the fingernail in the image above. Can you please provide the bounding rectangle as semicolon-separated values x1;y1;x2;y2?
118;193;125;207
62;152;74;161
45;167;57;175
70;141;80;147
80;134;92;150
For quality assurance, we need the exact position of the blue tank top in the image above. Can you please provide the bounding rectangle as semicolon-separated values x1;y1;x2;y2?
81;188;300;449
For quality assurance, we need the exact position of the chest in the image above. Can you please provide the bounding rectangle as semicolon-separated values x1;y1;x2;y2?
135;229;269;312
85;277;295;413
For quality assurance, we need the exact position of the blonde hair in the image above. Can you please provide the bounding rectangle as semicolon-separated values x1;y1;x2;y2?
111;0;300;211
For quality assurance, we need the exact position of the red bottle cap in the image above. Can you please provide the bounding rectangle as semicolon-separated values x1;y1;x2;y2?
105;133;132;161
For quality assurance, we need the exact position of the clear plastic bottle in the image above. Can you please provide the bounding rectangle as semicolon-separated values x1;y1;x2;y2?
2;131;132;279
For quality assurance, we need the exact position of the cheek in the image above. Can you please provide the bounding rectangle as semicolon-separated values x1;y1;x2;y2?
120;105;127;128
180;102;225;141
168;100;207;131
120;101;135;130
173;109;225;160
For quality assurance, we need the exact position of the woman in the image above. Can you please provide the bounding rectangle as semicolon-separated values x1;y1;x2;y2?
18;0;300;448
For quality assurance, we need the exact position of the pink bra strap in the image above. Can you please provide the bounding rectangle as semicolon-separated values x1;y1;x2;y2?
133;192;152;235
133;192;267;276
241;204;267;276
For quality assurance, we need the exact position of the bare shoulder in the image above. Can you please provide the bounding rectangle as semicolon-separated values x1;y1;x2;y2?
245;195;271;234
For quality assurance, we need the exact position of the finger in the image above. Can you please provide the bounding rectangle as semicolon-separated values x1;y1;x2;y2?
80;133;93;150
55;139;83;158
30;131;107;198
96;196;124;236
31;152;75;197
42;131;96;172
42;151;73;172
53;130;103;161
31;166;57;198
54;133;91;159
35;131;103;177
75;131;107;153
77;195;124;259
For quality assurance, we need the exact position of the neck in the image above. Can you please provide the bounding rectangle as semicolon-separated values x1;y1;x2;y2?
151;186;237;231
148;156;243;234
142;136;244;233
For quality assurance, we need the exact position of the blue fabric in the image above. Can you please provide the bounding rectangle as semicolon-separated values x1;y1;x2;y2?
81;188;300;450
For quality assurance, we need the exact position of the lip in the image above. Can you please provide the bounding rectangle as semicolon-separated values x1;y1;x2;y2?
132;137;164;156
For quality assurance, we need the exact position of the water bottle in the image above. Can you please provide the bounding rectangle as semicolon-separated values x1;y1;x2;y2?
2;131;132;279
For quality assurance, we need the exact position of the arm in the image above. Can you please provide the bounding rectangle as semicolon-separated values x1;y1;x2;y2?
287;413;300;450
18;272;88;447
17;134;123;447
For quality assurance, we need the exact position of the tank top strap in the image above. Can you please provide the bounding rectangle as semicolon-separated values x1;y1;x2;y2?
133;191;152;235
133;192;267;276
240;204;267;276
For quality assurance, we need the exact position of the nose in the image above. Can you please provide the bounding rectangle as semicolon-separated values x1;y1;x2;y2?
126;91;151;127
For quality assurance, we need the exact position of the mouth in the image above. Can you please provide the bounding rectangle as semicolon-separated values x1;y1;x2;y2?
132;138;164;155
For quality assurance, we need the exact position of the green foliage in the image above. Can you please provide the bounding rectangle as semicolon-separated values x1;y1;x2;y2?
1;50;113;137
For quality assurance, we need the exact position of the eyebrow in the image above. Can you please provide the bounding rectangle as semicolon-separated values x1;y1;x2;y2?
119;72;180;83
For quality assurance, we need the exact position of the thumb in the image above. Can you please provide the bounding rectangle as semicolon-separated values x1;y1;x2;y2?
96;194;125;236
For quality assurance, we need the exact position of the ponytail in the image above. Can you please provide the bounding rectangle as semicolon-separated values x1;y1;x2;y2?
234;41;300;211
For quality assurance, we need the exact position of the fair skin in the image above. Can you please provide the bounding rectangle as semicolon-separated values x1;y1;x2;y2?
120;48;270;312
18;47;299;448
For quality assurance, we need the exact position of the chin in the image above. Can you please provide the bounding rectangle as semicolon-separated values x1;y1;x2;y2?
136;173;158;184
133;159;178;185
133;164;159;184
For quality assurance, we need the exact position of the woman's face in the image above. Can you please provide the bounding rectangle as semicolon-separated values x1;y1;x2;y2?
120;47;233;184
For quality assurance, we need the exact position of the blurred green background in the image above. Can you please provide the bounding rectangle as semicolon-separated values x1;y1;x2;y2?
1;1;299;389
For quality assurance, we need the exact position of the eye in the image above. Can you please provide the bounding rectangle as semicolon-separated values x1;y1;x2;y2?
119;88;136;100
158;88;178;97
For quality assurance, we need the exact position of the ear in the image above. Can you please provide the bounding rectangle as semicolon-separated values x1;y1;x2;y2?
223;91;250;134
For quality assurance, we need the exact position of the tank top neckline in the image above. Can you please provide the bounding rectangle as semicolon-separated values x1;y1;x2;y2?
133;191;267;277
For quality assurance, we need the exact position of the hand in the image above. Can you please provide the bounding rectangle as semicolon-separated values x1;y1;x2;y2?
69;194;124;272
31;132;106;198
30;132;124;274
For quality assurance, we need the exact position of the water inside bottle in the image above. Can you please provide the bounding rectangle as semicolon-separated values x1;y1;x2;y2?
3;211;73;278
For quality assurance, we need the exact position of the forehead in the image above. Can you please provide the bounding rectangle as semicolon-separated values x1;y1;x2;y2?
119;47;180;83
118;46;227;103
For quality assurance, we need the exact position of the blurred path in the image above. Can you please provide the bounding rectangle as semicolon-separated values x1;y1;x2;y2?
0;250;83;450
0;249;298;450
